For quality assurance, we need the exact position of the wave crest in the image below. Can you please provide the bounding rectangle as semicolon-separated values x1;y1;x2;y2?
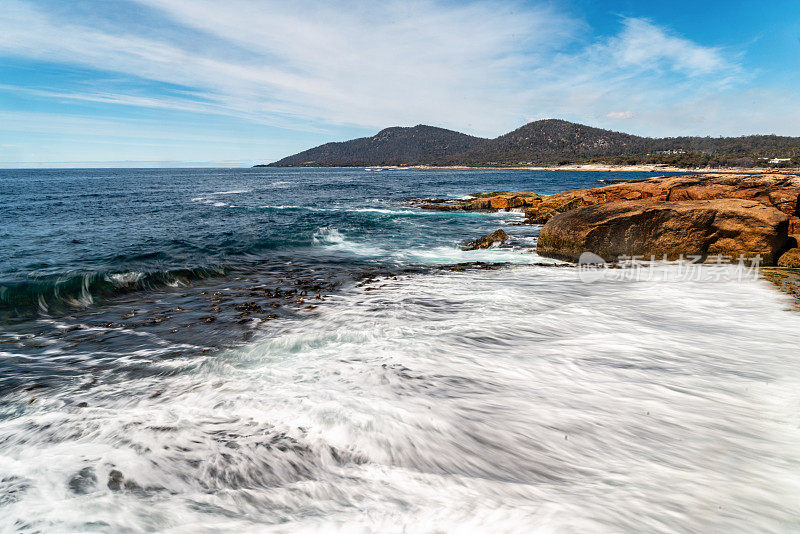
0;266;228;316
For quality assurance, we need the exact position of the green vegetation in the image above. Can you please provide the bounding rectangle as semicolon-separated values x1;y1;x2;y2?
264;119;800;169
268;125;485;167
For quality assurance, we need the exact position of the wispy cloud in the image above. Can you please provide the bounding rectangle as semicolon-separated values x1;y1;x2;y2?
0;0;579;136
0;0;795;155
608;18;731;76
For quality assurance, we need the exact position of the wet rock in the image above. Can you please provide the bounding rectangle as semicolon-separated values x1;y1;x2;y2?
233;301;263;313
418;202;465;211
144;315;171;325
463;229;509;250
68;467;97;494
537;199;789;264
79;378;98;390
107;469;141;491
778;248;800;267
415;191;542;212
107;470;123;491
761;267;800;304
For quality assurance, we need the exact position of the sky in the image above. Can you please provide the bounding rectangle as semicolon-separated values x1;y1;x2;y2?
1;0;800;167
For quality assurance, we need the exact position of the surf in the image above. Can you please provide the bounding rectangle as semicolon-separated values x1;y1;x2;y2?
1;264;799;532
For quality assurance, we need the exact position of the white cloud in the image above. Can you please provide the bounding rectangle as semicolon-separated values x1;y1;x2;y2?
0;0;794;141
0;0;579;136
605;111;634;120
511;17;749;136
608;18;731;76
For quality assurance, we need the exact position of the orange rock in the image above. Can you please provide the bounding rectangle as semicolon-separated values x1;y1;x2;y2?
777;248;800;268
523;173;800;225
419;174;800;230
537;199;790;264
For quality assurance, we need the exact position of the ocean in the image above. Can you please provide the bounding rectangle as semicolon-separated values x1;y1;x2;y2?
2;167;800;532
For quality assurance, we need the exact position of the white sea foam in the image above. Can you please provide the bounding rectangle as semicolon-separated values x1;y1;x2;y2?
189;196;235;207
209;189;251;195
189;189;248;207
310;226;544;265
105;271;145;285
258;205;497;218
2;265;799;532
312;226;387;257
350;207;420;215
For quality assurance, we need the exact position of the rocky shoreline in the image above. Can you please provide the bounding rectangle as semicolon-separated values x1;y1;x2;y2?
416;173;800;301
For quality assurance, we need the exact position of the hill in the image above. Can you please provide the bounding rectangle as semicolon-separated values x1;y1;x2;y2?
261;119;800;168
266;125;487;167
447;119;649;164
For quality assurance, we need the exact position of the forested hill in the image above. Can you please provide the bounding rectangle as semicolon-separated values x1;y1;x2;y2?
447;120;645;164
260;119;800;168
266;125;488;167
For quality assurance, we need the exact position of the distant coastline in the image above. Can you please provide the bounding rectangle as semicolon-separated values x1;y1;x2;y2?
253;163;799;174
259;119;800;170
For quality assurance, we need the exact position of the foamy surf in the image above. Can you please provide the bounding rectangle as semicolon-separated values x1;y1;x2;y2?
310;226;544;265
2;264;799;532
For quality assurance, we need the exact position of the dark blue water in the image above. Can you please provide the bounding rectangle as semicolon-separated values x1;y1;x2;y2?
1;167;659;394
1;167;646;315
3;168;800;532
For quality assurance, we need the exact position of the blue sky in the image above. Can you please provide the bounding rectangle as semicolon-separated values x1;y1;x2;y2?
1;0;799;167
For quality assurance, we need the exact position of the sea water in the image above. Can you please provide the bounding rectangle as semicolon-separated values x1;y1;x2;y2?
1;168;800;532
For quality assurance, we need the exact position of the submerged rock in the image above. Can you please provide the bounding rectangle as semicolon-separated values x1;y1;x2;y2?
536;199;789;264
463;229;509;250
107;469;124;491
107;469;141;491
68;467;97;495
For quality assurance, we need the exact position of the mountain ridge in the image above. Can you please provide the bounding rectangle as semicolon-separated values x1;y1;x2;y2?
268;124;487;167
261;119;800;168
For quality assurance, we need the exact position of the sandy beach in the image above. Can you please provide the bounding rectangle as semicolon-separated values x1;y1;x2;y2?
355;163;800;173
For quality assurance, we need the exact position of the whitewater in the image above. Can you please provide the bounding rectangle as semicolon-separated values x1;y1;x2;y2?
2;168;800;532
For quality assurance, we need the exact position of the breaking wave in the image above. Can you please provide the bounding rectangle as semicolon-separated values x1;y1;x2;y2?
0;266;228;315
2;265;800;531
